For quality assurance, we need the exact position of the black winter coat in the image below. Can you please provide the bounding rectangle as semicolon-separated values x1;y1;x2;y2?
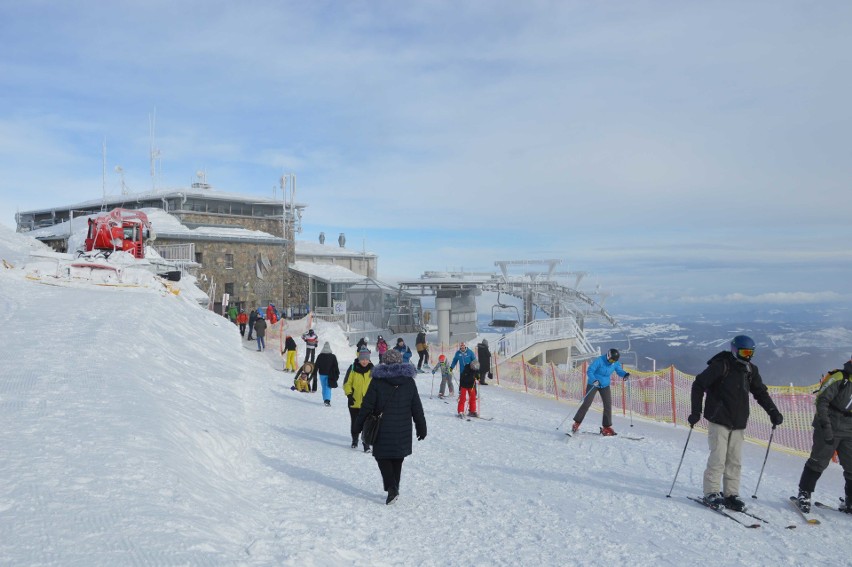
459;366;479;389
691;351;778;430
315;352;340;386
355;362;426;459
284;336;297;351
477;343;491;373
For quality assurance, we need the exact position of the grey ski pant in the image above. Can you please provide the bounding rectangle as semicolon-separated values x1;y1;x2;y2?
573;385;613;428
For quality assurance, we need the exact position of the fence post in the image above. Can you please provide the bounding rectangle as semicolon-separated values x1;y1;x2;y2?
494;353;500;385
670;366;677;425
550;362;559;401
521;355;529;393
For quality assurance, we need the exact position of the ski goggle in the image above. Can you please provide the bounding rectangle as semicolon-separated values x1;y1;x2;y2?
737;348;755;359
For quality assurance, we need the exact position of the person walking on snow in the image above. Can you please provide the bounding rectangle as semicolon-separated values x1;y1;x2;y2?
227;304;238;323
432;354;455;399
415;329;430;373
477;339;492;385
253;314;267;351
314;343;340;406
355;348;427;505
236;309;248;337
283;335;298;372
247;308;258;341
689;335;783;512
572;348;630;436
394;338;413;364
450;342;476;380
302;329;318;363
344;347;374;450
376;335;388;364
356;337;368;352
458;360;481;417
795;356;852;513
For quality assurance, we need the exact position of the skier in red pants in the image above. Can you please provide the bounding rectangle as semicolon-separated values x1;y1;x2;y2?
458;360;480;418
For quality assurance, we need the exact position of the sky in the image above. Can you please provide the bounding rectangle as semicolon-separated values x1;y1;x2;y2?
1;1;851;314
1;225;849;565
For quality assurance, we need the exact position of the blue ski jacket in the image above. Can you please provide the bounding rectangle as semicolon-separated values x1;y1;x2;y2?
586;354;628;388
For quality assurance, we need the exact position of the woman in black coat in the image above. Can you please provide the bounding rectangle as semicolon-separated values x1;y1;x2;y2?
355;348;427;505
476;340;492;384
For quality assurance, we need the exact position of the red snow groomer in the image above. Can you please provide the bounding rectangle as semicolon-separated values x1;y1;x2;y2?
84;208;155;258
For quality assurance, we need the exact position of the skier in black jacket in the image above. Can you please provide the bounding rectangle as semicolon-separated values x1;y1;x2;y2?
355;348;427;505
795;358;852;513
689;335;783;512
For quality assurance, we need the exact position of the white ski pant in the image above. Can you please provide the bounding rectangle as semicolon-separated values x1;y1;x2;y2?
703;422;745;497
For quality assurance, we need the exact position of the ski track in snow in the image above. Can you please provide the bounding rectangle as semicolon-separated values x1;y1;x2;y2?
0;261;850;566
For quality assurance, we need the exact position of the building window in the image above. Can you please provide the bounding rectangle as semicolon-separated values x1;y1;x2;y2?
225;253;234;269
225;283;234;296
195;252;203;265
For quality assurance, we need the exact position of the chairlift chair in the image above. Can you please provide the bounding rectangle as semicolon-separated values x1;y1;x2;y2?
489;293;520;328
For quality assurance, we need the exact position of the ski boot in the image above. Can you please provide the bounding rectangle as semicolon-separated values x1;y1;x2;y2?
702;492;725;508
724;494;746;512
571;421;581;433
600;426;617;436
796;489;811;513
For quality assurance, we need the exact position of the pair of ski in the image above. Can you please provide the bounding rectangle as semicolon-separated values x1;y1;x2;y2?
789;496;851;525
564;430;644;441
457;413;494;422
688;496;767;528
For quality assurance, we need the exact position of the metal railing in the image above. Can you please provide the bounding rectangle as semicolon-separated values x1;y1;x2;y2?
495;317;598;361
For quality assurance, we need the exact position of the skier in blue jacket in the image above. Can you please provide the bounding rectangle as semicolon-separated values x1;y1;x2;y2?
571;348;630;436
450;342;476;378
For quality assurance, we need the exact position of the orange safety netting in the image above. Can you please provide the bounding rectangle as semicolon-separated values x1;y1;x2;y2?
491;354;819;457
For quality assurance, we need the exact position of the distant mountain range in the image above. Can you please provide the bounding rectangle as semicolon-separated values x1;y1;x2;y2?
478;306;852;387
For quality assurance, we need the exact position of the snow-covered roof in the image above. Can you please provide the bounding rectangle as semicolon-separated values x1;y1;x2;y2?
26;209;286;245
295;240;376;258
20;186;306;215
290;261;367;283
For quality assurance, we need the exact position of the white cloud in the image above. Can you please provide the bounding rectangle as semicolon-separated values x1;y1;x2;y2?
680;291;847;305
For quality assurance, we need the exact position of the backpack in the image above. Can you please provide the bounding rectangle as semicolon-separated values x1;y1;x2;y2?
814;369;848;397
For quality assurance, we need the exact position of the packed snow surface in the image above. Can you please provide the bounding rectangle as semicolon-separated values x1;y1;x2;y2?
0;225;850;566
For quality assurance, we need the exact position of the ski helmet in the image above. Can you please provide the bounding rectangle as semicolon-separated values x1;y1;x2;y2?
731;335;756;361
438;354;446;363
470;360;480;371
607;348;620;362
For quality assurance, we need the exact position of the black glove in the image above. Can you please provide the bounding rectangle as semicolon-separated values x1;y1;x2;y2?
622;373;630;381
687;413;701;427
417;432;426;441
347;394;355;407
769;409;783;426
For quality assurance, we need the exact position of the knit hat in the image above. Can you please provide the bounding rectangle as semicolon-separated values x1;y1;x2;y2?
383;349;403;364
358;347;371;361
321;343;332;354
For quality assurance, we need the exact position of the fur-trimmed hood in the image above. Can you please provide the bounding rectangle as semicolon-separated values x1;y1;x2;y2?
371;362;417;381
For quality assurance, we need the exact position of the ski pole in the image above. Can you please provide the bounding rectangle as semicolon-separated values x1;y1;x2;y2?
666;426;694;498
556;383;599;430
430;371;435;399
751;425;776;499
627;378;634;428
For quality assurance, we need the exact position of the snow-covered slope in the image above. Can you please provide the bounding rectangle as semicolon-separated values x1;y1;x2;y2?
0;230;849;566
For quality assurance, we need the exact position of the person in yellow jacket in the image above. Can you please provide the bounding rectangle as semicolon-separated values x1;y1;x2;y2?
344;347;374;451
